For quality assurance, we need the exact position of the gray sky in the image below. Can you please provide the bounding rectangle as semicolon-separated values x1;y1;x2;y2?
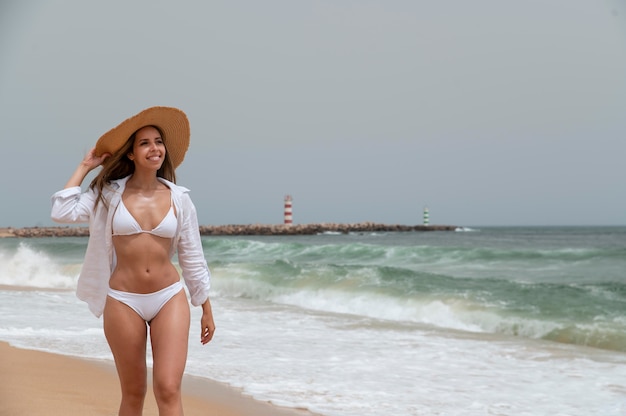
1;0;625;227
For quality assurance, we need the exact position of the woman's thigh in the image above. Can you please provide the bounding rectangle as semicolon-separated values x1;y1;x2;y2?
103;296;149;390
149;290;190;387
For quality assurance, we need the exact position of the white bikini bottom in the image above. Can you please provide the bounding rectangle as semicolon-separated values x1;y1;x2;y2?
107;281;184;322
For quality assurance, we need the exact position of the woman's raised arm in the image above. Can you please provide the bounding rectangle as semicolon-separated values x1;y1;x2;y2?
64;147;110;188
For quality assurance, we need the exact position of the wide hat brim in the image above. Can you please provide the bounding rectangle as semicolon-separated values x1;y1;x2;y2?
95;106;190;168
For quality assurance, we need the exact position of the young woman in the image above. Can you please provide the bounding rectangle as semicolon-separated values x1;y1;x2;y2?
51;106;215;416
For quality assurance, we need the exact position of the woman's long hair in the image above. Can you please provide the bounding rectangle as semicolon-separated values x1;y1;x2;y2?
89;125;177;209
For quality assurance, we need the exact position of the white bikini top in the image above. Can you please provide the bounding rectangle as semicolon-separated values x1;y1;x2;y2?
112;197;177;238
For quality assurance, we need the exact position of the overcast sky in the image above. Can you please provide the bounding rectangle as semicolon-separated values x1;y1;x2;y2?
1;0;625;227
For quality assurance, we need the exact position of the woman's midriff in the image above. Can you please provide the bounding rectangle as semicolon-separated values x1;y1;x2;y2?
110;234;180;294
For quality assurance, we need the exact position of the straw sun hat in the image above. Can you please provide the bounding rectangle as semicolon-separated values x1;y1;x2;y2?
95;106;190;168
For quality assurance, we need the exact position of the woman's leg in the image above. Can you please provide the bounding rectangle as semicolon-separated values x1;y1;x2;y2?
149;290;190;416
104;296;149;416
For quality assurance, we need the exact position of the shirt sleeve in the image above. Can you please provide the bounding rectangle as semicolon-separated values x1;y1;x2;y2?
50;186;97;224
177;193;211;306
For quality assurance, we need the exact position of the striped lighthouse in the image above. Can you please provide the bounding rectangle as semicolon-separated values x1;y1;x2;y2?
423;206;430;226
284;195;293;225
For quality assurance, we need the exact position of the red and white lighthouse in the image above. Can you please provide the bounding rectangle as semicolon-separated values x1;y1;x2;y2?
284;195;293;225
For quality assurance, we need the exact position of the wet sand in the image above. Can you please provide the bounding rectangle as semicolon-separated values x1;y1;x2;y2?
0;341;314;416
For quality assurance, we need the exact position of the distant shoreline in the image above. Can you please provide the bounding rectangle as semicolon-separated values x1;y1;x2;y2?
0;223;458;238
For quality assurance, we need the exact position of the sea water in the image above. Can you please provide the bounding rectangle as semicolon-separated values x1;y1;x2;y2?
1;227;625;416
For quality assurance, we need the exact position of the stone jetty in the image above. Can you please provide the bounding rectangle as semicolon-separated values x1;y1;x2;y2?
198;223;457;235
1;223;458;238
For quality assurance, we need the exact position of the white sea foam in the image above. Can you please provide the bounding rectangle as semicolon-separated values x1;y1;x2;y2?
0;243;77;289
2;288;626;416
455;226;478;232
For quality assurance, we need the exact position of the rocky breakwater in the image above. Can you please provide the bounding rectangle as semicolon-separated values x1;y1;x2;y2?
1;226;90;238
1;223;458;238
199;222;458;235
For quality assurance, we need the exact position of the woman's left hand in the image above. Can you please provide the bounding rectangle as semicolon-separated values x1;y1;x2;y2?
200;298;215;345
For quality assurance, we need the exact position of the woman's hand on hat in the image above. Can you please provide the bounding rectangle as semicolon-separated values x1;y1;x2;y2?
64;147;112;188
81;147;111;171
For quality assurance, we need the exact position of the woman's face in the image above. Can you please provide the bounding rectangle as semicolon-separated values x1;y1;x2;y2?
128;126;166;170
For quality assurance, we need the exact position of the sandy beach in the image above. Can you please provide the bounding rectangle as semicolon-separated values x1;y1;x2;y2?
0;341;314;416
